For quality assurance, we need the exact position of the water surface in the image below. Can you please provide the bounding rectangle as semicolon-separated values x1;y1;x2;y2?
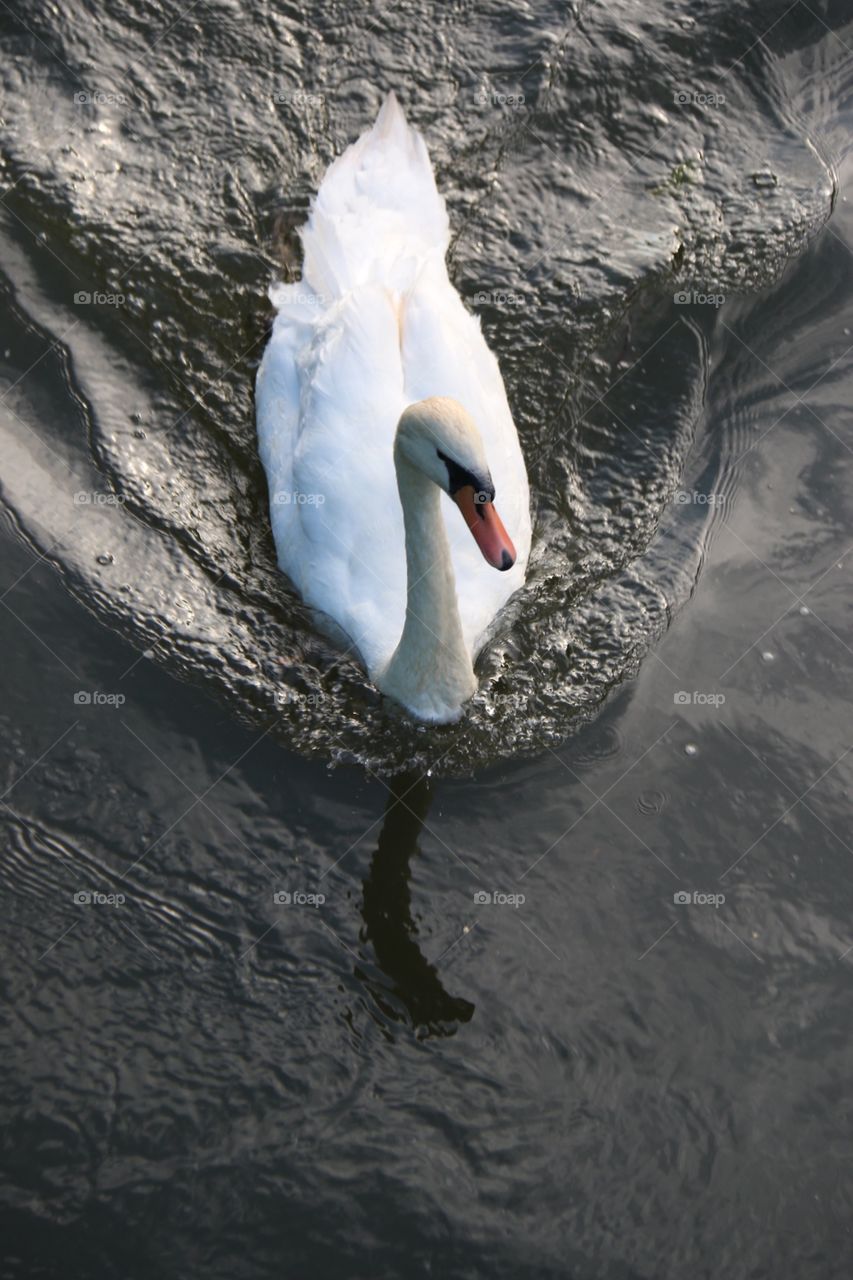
2;1;853;1276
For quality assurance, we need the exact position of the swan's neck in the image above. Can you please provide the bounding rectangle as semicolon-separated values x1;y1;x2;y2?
381;450;477;721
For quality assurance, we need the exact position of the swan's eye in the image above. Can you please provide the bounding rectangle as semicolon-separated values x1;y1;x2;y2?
436;449;494;501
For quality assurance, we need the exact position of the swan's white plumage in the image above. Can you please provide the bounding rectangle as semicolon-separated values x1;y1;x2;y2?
256;92;531;681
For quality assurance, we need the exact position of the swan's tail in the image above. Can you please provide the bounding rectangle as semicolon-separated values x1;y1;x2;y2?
271;92;449;313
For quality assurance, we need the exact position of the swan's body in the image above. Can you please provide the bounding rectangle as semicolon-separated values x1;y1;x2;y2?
256;93;531;721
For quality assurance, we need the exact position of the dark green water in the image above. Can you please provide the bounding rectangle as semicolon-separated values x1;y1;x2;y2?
1;1;853;1276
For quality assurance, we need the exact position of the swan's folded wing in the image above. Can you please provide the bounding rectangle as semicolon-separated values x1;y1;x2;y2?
263;285;409;676
256;287;322;559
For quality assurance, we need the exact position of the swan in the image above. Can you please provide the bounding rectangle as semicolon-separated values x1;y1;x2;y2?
256;92;531;722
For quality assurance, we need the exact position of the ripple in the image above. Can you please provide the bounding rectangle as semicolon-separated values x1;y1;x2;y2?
637;789;667;815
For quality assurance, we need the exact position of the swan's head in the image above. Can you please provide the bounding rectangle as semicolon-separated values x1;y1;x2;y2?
395;396;517;571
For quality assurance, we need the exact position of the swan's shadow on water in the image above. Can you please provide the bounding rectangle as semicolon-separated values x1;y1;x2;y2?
357;771;474;1037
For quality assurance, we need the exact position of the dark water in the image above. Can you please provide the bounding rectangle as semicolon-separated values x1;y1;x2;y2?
2;1;853;1276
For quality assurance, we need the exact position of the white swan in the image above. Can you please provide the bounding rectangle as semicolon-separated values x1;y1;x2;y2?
256;92;531;722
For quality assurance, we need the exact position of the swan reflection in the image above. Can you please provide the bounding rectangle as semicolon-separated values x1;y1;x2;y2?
358;771;475;1035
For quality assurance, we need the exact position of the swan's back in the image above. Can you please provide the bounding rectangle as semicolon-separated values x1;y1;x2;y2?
301;92;449;301
256;94;531;677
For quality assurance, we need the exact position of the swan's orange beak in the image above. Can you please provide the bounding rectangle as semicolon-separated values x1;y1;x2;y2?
451;486;516;571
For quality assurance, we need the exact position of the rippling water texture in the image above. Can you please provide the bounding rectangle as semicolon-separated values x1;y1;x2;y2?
3;2;853;1278
0;0;844;771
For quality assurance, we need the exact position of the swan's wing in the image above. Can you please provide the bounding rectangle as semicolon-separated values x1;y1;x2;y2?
256;288;321;561
258;283;408;676
401;264;532;654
